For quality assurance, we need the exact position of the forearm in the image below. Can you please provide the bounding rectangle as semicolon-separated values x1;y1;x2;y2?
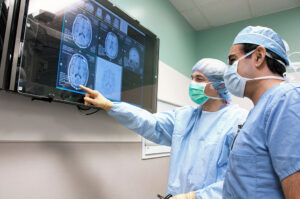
107;102;172;145
282;171;300;199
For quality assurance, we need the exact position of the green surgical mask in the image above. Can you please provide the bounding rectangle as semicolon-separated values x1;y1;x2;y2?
189;82;222;105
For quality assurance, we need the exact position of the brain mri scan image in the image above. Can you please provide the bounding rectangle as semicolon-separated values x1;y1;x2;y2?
72;14;93;49
68;53;89;90
94;57;123;100
96;7;102;18
105;32;119;59
113;18;120;28
105;14;111;23
85;2;95;13
129;47;140;71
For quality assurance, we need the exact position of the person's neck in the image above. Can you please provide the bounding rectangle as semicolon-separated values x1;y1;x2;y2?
246;79;283;105
202;99;226;112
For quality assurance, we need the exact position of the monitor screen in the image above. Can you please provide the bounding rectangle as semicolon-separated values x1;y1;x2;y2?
17;0;159;112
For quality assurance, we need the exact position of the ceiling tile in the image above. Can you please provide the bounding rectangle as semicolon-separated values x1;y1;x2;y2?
181;8;211;30
250;0;300;17
193;0;221;6
169;0;198;12
197;0;253;27
289;0;300;6
169;0;300;31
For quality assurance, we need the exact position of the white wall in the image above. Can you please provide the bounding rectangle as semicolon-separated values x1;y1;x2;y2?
157;61;196;107
0;142;169;199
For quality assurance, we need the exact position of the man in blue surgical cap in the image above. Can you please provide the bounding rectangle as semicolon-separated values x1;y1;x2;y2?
223;26;300;199
80;58;248;199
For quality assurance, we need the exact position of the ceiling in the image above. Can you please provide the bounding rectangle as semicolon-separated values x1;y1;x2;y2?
169;0;300;31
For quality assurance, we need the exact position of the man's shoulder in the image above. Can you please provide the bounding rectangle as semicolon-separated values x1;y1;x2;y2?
267;83;300;104
262;83;300;115
273;82;300;95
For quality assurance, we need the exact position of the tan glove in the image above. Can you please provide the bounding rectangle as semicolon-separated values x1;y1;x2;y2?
170;192;196;199
79;85;113;111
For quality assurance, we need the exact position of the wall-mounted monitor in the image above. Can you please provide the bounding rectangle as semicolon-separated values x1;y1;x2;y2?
9;0;159;113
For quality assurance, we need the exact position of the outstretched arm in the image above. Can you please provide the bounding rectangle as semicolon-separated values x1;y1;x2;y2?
80;85;175;146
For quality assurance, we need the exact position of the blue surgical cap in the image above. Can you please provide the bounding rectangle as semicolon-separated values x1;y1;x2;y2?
233;26;289;66
192;58;231;103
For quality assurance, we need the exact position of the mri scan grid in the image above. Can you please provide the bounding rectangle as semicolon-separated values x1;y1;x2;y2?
57;0;146;101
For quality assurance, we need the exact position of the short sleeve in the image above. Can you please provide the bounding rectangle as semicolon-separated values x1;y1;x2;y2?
266;89;300;181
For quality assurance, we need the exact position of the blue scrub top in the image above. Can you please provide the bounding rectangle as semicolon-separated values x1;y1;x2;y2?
223;82;300;198
108;102;248;198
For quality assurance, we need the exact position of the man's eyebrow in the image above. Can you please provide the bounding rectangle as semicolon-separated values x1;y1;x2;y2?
228;54;236;60
193;74;205;78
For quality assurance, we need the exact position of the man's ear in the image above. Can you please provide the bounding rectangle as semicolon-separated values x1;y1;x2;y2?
254;46;267;68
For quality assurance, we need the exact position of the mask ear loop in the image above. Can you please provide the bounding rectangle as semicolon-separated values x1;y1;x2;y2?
205;82;223;100
234;50;289;82
258;51;294;82
235;49;256;66
266;52;287;67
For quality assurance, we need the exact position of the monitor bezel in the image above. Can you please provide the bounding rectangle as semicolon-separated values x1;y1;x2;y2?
9;0;159;113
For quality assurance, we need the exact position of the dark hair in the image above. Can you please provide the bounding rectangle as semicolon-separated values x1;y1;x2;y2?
241;43;286;77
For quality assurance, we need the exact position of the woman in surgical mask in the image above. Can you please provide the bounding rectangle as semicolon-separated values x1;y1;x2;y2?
80;58;248;199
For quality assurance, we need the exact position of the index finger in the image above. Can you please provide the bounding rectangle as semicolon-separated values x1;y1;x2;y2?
80;85;97;95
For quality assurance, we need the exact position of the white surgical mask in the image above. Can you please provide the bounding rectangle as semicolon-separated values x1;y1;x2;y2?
224;50;286;98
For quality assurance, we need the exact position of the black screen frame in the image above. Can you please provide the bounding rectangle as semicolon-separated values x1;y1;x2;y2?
10;0;159;113
0;0;21;90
